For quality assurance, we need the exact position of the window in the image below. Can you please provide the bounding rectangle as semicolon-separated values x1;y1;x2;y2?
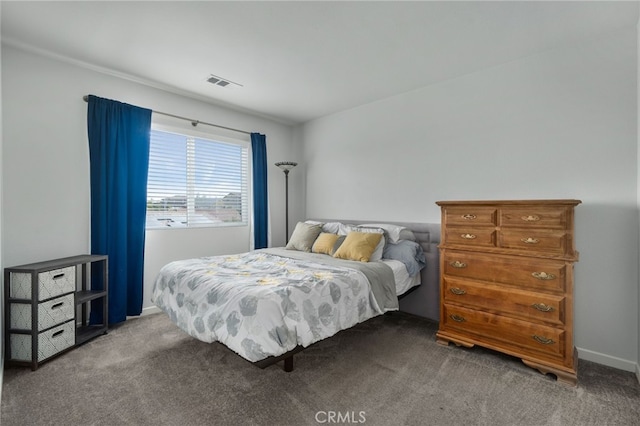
146;128;249;229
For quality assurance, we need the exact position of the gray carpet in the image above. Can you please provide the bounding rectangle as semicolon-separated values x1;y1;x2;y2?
2;312;639;426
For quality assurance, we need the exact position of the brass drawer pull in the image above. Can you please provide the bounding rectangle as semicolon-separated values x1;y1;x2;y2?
532;303;554;312
449;261;467;268
450;314;466;322
521;215;540;222
532;335;555;345
461;214;477;220
460;233;476;240
521;237;539;244
449;287;466;295
531;271;556;280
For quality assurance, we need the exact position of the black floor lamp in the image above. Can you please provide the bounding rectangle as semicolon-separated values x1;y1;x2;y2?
275;161;297;243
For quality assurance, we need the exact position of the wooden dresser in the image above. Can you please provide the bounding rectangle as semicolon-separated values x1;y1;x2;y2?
435;199;580;385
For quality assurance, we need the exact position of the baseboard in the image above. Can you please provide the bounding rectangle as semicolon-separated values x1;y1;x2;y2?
577;346;637;373
125;305;161;321
636;363;640;385
140;305;162;316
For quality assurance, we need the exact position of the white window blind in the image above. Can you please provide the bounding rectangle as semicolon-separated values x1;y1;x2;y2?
146;129;249;229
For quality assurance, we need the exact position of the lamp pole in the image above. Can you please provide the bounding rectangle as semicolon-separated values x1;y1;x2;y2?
284;168;290;241
275;161;297;243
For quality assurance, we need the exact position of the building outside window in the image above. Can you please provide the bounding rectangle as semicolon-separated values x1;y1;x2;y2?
146;128;249;229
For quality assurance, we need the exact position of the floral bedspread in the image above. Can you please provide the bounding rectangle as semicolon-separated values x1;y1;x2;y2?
151;249;397;362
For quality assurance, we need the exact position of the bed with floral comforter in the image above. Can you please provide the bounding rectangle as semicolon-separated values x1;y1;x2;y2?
151;248;398;364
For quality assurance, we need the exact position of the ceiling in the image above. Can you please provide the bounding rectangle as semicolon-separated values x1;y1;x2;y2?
2;1;638;125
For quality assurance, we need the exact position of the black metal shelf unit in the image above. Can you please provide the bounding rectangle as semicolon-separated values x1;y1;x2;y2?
4;254;109;370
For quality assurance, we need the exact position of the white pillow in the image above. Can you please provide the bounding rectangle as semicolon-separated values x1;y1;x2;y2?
321;222;342;234
337;223;355;236
305;220;342;234
358;223;406;243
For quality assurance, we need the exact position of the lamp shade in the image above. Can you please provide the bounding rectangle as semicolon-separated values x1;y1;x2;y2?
275;161;297;171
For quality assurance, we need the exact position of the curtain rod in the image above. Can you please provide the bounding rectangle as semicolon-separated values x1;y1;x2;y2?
82;95;251;135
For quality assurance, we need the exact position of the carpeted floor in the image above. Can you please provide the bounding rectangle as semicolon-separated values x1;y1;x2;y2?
2;312;639;426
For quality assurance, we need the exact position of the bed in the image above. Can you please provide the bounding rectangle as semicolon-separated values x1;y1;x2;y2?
152;220;440;371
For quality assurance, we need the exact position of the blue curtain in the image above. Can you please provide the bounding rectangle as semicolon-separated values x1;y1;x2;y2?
251;133;269;249
87;95;152;325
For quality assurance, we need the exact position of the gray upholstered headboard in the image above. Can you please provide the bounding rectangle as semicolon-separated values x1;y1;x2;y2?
314;219;441;322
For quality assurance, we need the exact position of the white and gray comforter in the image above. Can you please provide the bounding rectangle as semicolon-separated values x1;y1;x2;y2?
151;248;398;362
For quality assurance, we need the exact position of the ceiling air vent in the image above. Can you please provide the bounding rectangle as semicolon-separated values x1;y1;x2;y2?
206;74;242;88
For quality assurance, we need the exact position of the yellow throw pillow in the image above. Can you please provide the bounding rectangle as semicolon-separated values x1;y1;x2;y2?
312;233;340;255
333;231;383;262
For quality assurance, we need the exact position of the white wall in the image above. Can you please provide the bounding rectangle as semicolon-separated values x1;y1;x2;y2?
637;20;640;383
303;27;639;371
1;45;299;314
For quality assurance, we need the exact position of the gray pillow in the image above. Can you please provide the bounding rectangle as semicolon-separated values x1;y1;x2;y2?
382;240;426;276
333;235;346;254
286;222;323;252
399;229;417;241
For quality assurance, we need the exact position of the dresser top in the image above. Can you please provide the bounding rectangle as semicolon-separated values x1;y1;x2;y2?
5;254;108;272
436;199;581;206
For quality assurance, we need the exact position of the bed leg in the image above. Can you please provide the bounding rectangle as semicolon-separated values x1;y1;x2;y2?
284;355;294;372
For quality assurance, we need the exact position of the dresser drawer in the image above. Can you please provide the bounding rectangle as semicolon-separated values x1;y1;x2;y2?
10;266;76;301
444;227;496;248
444;207;497;226
10;320;75;362
10;293;75;331
442;251;567;293
443;277;565;325
441;304;566;358
499;230;568;256
500;206;570;229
